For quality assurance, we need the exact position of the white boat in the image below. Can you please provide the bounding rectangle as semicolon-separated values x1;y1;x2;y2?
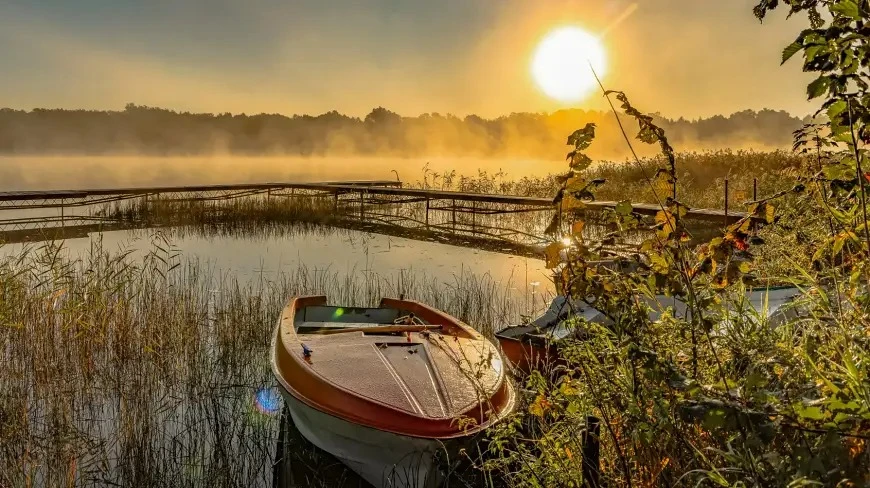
271;295;516;488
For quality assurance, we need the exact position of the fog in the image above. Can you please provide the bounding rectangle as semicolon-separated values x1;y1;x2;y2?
0;156;573;192
0;104;808;192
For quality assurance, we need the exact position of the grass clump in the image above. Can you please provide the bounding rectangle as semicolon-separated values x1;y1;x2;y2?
0;233;538;487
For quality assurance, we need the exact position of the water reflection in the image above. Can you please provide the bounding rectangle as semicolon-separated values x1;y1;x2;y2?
271;404;491;488
1;237;537;486
272;406;369;488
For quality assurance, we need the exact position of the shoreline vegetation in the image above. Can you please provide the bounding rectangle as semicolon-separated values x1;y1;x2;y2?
4;0;870;486
0;236;538;487
0;106;807;160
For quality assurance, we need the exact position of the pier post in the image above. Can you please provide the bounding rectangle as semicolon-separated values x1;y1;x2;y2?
425;197;430;227
452;199;456;233
471;201;476;231
582;416;601;488
724;179;729;227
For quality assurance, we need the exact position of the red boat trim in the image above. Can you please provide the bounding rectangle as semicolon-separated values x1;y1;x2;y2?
272;295;516;440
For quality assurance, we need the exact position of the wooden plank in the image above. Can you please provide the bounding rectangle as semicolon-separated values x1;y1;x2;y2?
0;180;400;202
0;179;749;224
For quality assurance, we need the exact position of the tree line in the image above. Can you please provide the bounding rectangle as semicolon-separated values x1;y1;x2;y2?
0;104;811;159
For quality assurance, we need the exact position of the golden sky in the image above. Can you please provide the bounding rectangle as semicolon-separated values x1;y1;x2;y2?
0;0;816;119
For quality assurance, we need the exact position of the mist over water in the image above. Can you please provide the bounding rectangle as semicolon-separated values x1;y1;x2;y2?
0;156;570;191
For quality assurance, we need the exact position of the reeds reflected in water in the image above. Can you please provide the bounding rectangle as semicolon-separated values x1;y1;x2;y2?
0;236;537;487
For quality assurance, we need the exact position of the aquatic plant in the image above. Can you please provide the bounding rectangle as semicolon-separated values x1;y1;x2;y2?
0;234;536;487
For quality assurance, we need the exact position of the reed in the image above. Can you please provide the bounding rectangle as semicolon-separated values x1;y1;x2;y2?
0;235;540;487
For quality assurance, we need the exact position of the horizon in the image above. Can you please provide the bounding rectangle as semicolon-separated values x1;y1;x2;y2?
0;103;816;122
1;0;816;120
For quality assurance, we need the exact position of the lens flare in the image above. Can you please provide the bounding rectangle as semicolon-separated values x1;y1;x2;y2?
254;387;282;416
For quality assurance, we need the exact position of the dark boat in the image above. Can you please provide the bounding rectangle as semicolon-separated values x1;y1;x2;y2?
496;286;803;375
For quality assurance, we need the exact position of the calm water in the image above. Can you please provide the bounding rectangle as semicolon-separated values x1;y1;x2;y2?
1;157;559;486
0;155;566;191
2;225;556;305
3;224;554;487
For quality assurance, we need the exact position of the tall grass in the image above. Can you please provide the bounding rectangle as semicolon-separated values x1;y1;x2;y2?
583;149;806;208
414;149;805;209
0;235;541;487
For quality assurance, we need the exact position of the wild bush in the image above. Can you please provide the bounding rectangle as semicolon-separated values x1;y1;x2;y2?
482;1;870;486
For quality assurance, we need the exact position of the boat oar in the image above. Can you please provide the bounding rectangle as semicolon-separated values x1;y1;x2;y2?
320;324;443;335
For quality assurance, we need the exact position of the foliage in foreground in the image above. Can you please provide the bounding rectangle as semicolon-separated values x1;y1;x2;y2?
482;1;870;486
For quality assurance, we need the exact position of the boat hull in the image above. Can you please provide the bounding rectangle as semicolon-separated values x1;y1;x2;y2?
496;335;561;375
279;386;454;488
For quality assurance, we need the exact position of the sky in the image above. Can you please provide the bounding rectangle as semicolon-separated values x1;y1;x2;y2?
0;0;818;120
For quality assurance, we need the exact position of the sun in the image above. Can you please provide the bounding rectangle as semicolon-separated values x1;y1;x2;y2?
531;26;607;104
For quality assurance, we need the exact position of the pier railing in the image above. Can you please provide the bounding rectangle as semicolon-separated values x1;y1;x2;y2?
0;180;748;257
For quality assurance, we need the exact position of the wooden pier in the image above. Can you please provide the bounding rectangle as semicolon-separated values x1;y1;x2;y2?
0;180;747;256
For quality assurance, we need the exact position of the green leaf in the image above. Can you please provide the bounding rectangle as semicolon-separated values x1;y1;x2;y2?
807;76;830;100
812;239;830;263
703;408;727;429
615;200;633;216
804;44;824;63
795;404;826;421
745;371;767;391
832;0;861;20
649;253;669;274
833;235;846;256
781;40;802;65
823;162;854;181
827;100;848;121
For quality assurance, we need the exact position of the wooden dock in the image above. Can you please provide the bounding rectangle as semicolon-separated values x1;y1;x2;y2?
0;180;746;254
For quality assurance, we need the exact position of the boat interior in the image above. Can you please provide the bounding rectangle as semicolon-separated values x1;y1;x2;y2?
294;305;430;334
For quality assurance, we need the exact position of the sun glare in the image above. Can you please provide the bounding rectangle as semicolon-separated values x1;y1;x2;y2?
531;26;607;104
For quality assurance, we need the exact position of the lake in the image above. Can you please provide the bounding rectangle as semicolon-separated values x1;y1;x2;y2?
1;211;555;487
0;155;567;191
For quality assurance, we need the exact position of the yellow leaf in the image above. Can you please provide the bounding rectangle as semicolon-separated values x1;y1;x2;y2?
562;193;586;211
649;253;669;274
655;209;675;226
654;171;675;198
572;220;585;236
559;380;577;396
655;210;676;239
565;176;587;192
765;203;776;224
529;394;550;417
544;243;562;269
565;447;573;460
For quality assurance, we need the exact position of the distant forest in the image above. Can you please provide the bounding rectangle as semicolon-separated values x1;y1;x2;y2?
0;105;811;159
